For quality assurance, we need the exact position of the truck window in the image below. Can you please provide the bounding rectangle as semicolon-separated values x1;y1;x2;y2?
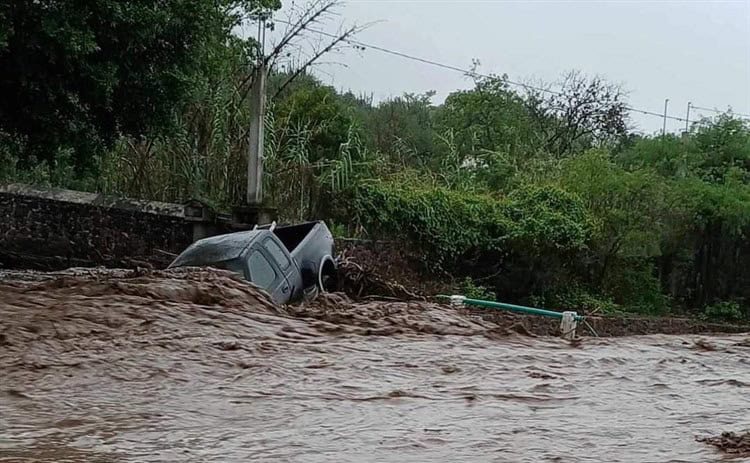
212;259;246;278
247;250;277;289
264;238;291;270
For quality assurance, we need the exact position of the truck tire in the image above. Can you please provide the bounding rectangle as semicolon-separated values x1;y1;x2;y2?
320;273;335;292
319;259;337;293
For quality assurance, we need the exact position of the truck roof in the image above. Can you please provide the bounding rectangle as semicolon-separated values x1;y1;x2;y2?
169;230;262;268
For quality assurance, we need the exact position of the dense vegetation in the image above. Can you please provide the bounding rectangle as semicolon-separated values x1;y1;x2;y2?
1;0;748;321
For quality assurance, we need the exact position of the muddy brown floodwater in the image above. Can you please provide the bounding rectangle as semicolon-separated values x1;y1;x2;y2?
1;269;749;463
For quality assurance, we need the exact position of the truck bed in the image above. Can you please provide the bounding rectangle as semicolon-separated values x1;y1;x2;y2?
269;222;317;256
258;221;335;286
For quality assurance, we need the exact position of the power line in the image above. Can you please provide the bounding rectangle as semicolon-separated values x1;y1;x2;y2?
627;107;691;123
690;105;750;119
275;19;561;96
274;19;746;125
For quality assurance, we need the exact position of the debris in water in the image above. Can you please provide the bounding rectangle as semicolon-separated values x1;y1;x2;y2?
336;248;427;301
441;365;461;374
528;371;557;380
697;431;750;456
693;338;717;351
3;389;32;400
508;322;535;337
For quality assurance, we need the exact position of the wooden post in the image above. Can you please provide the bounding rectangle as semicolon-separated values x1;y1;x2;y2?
560;311;578;340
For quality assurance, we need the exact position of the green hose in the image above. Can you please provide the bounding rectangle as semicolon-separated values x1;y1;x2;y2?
437;295;584;321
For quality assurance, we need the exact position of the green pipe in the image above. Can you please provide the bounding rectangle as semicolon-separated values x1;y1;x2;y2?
437;295;583;321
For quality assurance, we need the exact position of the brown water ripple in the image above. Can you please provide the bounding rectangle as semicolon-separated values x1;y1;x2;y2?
1;269;749;462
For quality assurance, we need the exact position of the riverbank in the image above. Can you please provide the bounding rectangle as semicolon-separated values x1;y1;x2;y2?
334;241;750;337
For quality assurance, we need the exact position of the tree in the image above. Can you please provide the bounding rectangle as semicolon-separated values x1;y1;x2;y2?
615;115;750;182
692;115;750;183
435;74;537;163
272;74;355;163
0;0;280;168
365;92;436;165
61;0;366;213
529;70;629;157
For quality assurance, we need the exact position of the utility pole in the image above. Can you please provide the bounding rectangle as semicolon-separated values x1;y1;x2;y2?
246;62;267;205
233;13;274;227
662;98;669;136
685;101;692;133
247;15;268;206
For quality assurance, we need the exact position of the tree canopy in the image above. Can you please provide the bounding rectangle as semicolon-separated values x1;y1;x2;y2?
0;0;279;166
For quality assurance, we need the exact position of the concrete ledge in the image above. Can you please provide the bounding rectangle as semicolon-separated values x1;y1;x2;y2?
0;183;185;217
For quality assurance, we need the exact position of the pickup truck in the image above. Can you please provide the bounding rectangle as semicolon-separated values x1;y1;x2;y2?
168;221;337;304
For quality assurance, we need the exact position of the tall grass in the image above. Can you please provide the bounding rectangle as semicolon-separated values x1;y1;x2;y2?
96;71;250;207
88;75;371;222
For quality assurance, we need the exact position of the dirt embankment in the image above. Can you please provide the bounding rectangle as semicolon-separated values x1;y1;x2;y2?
461;306;750;338
336;241;750;337
335;239;453;299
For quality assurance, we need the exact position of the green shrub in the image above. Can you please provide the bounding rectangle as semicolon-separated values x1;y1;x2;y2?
352;177;591;269
603;263;669;314
504;184;591;253
702;301;744;323
458;277;495;300
327;221;349;239
352;177;512;266
0;147;97;192
539;285;622;315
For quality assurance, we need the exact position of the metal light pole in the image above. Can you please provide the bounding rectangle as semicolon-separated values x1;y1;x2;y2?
662;98;669;136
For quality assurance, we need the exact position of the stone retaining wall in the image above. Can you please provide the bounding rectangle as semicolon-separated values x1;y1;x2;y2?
0;184;216;270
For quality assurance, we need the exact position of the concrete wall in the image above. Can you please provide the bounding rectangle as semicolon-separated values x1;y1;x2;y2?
0;184;217;270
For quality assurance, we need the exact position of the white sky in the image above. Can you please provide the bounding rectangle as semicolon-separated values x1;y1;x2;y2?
267;0;750;134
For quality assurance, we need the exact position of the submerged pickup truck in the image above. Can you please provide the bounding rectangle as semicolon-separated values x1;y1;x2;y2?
168;221;337;304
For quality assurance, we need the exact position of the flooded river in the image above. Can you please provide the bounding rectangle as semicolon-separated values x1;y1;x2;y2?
1;269;749;462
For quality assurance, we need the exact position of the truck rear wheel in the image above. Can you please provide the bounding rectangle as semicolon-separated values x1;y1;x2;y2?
319;259;337;293
320;273;336;292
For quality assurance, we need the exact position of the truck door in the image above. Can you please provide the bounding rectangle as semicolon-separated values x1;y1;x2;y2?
245;246;290;304
262;237;303;301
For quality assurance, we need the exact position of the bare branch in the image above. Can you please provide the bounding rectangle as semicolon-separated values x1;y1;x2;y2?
264;0;339;67
238;0;369;106
272;25;364;99
536;70;630;156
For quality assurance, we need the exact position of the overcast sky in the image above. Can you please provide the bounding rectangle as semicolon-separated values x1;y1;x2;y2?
271;0;750;134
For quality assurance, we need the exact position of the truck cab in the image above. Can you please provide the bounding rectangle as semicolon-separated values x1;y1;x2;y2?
168;221;336;305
